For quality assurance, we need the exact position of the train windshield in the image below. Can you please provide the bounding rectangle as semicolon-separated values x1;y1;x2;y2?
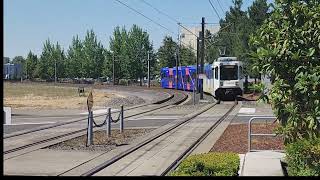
220;65;238;80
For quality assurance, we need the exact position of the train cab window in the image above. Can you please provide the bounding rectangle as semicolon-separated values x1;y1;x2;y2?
220;65;238;80
214;67;218;80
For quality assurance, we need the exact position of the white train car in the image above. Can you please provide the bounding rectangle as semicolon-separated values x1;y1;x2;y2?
203;57;244;101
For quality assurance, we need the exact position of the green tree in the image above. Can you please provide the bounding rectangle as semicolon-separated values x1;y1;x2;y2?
179;45;196;66
66;35;83;78
109;26;127;83
3;57;10;64
38;39;52;80
54;42;66;79
25;51;38;79
157;36;177;68
38;39;65;80
82;29;104;78
249;0;320;143
127;24;153;83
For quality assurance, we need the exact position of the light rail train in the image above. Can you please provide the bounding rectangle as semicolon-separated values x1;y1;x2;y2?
160;57;244;101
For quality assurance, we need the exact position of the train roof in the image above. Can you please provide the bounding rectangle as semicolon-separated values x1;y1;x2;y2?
216;57;238;62
161;65;196;70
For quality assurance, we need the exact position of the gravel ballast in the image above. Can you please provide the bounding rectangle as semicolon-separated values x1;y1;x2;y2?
47;128;155;152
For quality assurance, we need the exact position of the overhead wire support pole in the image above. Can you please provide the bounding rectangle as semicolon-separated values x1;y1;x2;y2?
200;17;205;100
196;33;200;94
113;54;115;85
147;51;150;88
176;24;180;90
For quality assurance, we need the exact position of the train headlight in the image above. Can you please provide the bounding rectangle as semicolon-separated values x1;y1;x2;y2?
220;81;223;86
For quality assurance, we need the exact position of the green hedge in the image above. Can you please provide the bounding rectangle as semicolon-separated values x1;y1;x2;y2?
169;152;240;176
285;137;320;176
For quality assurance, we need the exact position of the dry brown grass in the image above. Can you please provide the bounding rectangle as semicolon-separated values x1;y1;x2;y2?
3;82;118;110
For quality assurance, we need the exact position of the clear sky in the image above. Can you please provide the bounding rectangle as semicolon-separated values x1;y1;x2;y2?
4;0;273;59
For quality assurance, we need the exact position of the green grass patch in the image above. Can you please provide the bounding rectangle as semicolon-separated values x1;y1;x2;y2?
169;152;240;176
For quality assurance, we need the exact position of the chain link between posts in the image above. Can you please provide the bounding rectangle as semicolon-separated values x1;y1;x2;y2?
90;109;122;127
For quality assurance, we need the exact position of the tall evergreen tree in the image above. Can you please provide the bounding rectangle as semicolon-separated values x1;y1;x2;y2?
38;39;54;80
82;29;104;78
66;35;83;78
157;36;177;68
25;51;38;79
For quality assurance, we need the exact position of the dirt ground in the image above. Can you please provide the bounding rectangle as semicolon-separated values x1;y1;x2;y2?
211;123;284;154
3;82;119;110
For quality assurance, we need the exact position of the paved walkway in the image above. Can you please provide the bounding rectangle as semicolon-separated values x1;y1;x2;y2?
241;151;285;176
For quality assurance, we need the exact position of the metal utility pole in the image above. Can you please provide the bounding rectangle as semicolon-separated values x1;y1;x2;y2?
196;32;200;94
176;24;180;90
200;17;205;100
112;54;115;85
147;51;150;88
55;59;57;85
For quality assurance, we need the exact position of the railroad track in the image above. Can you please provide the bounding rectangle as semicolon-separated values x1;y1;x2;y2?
75;100;237;176
3;90;188;158
4;89;174;139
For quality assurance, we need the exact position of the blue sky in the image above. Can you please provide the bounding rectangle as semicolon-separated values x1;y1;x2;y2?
4;0;273;59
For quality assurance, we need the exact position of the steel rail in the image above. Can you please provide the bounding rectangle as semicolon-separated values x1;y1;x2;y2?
161;101;238;176
4;90;173;139
4;91;188;156
81;99;217;176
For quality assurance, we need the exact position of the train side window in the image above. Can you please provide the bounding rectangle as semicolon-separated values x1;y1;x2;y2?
239;66;243;79
214;67;218;79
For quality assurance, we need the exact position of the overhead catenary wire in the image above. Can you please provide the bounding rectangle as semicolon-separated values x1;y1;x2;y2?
216;0;226;16
208;0;221;20
139;0;199;38
115;0;176;35
115;0;198;52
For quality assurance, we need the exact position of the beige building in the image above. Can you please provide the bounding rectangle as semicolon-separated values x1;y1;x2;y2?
180;26;220;51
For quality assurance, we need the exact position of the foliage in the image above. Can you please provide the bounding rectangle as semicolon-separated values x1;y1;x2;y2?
207;0;270;79
249;0;320;143
157;36;177;69
65;35;84;78
82;29;105;79
3;57;10;64
157;35;196;71
25;51;39;79
170;152;239;176
285;137;320;176
109;25;154;84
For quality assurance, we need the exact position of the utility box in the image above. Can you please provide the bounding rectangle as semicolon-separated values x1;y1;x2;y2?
3;107;11;124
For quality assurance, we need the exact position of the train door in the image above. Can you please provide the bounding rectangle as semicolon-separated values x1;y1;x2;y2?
213;62;220;97
169;68;173;89
185;67;190;91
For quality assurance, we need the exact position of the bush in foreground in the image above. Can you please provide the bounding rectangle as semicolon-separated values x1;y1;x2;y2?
170;152;239;176
285;137;320;176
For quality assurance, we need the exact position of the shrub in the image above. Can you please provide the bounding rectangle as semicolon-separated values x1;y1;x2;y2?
285;137;320;176
169;152;239;176
119;79;128;86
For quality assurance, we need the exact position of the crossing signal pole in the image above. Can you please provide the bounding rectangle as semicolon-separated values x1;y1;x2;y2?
200;17;205;100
